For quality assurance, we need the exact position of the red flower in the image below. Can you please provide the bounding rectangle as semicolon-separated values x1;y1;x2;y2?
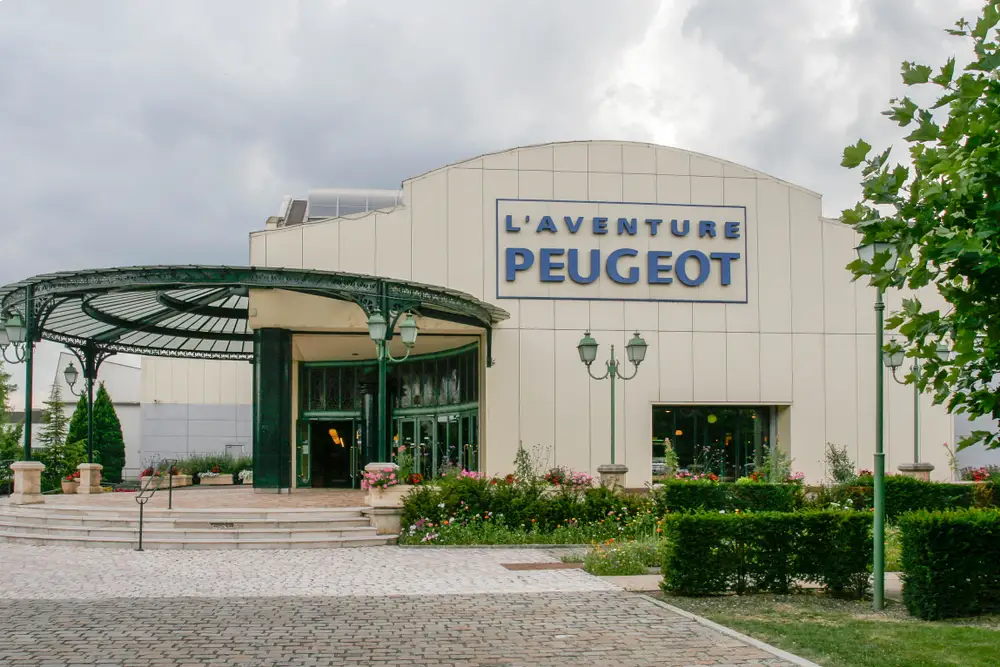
406;473;424;485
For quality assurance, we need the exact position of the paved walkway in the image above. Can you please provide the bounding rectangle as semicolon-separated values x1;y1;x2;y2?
0;544;798;666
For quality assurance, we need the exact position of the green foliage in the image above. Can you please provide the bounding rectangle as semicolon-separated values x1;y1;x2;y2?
825;442;856;484
92;383;125;483
171;453;252;480
37;439;87;492
758;443;793;482
842;2;1000;450
660;511;872;598
36;384;69;450
899;509;1000;620
0;360;23;471
814;475;985;521
583;540;663;576
66;393;87;453
651;480;804;515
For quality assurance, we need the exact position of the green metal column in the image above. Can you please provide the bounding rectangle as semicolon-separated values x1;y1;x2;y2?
21;286;34;461
873;287;886;610
913;358;920;463
609;346;617;465
253;328;293;490
378;343;388;462
84;345;97;464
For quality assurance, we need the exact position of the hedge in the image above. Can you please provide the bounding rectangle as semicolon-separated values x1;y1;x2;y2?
899;509;1000;620
661;511;872;598
652;480;805;515
819;476;984;522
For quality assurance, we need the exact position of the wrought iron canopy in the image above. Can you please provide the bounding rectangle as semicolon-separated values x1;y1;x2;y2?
0;266;509;361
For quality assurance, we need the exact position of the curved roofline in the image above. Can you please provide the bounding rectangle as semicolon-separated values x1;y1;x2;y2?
403;139;821;198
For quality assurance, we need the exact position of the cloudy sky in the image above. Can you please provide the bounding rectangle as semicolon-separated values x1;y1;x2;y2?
0;0;983;407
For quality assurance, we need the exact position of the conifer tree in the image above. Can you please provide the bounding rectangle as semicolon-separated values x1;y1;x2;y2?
93;383;125;483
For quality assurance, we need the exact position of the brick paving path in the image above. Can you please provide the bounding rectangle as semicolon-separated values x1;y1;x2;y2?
0;544;796;666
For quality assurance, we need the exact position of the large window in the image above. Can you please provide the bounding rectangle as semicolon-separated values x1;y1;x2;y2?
651;406;771;480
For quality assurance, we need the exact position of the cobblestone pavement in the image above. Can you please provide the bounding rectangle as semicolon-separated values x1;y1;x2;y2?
0;545;796;666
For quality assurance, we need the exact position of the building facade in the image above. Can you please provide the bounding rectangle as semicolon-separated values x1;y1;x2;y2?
141;141;956;489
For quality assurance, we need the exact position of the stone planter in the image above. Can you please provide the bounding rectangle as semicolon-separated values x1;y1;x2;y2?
61;480;78;494
140;474;192;489
198;473;234;486
365;483;413;508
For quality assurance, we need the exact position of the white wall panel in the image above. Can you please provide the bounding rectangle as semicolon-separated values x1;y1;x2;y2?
690;156;724;177
203;361;221;405
659;332;694;402
791;333;826;479
263;228;303;269
623;334;657;481
822;221;857;334
519;329;555;465
790;189;825;333
410;171;448;285
554;171;588;199
338;218;376;275
622;145;656;174
484;329;519;475
693;332;726;402
447;168;483;298
657;148;690;175
186;361;206;405
760;333;793;403
757;180;792;333
518;145;553;171
589;329;626;471
218;361;238;406
589;143;623;173
555;329;592;473
170;359;189;404
855;333;877;471
691;176;726;332
725;178;759;332
657;174;693;332
588;172;622;201
482;169;519;328
554;143;588;172
726;333;760;403
590;301;625;331
555;301;590;331
824;335;859;468
623;173;656;202
302;222;340;272
483;150;517;170
624;302;657;332
249;235;266;266
375;210;412;281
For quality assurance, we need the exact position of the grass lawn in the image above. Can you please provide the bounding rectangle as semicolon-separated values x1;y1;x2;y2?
654;592;1000;667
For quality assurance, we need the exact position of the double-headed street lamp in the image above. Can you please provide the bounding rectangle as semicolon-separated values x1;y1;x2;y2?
366;310;419;463
63;356;101;465
577;331;648;465
884;336;952;473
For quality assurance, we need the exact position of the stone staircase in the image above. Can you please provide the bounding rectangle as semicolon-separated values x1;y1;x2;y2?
0;503;396;549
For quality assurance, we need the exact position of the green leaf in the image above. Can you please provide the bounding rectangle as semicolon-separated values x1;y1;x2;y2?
841;139;872;168
885;97;919;126
902;62;933;85
971;3;1000;39
932;57;956;86
905;111;940;142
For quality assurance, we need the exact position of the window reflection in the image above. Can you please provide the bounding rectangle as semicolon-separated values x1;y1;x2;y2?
651;406;771;480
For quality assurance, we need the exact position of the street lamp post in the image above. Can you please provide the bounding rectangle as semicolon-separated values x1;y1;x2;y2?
63;344;111;465
855;241;898;611
366;310;419;463
577;331;648;467
1;287;35;461
884;338;951;477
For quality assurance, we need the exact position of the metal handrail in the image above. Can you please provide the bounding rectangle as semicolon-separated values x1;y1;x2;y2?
134;458;176;551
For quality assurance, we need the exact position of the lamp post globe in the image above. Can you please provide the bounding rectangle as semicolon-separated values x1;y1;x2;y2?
936;342;952;362
63;361;79;389
577;332;598;366
883;339;905;370
626;332;648;365
399;313;418;347
4;313;26;344
0;321;8;347
855;241;899;271
367;312;388;342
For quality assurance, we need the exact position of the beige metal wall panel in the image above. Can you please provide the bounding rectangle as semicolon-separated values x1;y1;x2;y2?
521;300;554;329
170;359;189;403
302;222;340;272
141;358;156;403
484;328;519;476
623;173;656;202
757;180;793;333
591;301;625;332
482;169;519;328
555;301;589;331
554;171;588;199
657;174;694;332
759;333;793;403
823;334;859;460
338;218;376;275
791;333;826;479
218;361;238;406
554;328;592;472
375;210;412;281
447;168;483;298
855;333;877;469
725;178;759;332
726;333;760;403
482;149;518;170
854;278;877;335
518;145;553;171
691;175;727;332
249;234;266;266
186;360;206;405
623;144;656;174
822;221;858;334
693;332;727;402
690;156;725;177
154;357;173;402
263;227;304;268
588;172;623;202
790;189;825;333
723;163;758;179
623;339;657;473
658;331;694;402
588;143;623;173
657;148;690;175
624;302;657;332
517;170;554;200
518;329;555;464
554;142;588;172
410;170;448;286
202;361;222;405
588;329;627;468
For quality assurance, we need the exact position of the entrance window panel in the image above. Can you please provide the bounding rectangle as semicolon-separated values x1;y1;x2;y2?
651;406;771;480
422;361;435;406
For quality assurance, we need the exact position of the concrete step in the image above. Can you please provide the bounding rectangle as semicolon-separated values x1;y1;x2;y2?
0;505;367;521
0;531;397;549
0;521;379;540
0;513;370;530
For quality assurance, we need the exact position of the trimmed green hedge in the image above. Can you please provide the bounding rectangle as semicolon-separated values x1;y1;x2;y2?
818;476;983;522
661;511;871;598
899;509;1000;620
652;480;805;515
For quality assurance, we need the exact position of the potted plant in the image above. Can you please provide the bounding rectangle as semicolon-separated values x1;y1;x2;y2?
238;469;253;485
61;470;80;494
197;465;234;486
363;464;412;508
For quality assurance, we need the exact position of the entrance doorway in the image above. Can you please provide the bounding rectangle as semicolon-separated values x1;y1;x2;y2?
309;420;356;488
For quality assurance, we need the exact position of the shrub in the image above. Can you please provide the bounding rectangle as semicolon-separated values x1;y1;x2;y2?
813;476;987;521
651;480;804;515
825;442;856;484
660;511;871;598
171;454;252;480
899;509;1000;620
583;540;662;576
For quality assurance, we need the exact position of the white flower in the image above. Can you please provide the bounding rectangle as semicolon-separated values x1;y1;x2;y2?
437;503;445;509
719;510;726;514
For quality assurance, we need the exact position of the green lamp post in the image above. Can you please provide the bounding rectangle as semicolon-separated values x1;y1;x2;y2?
367;310;419;463
855;240;898;611
1;291;34;461
577;331;649;465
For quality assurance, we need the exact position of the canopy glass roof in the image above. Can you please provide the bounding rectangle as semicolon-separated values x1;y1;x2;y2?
0;266;508;360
